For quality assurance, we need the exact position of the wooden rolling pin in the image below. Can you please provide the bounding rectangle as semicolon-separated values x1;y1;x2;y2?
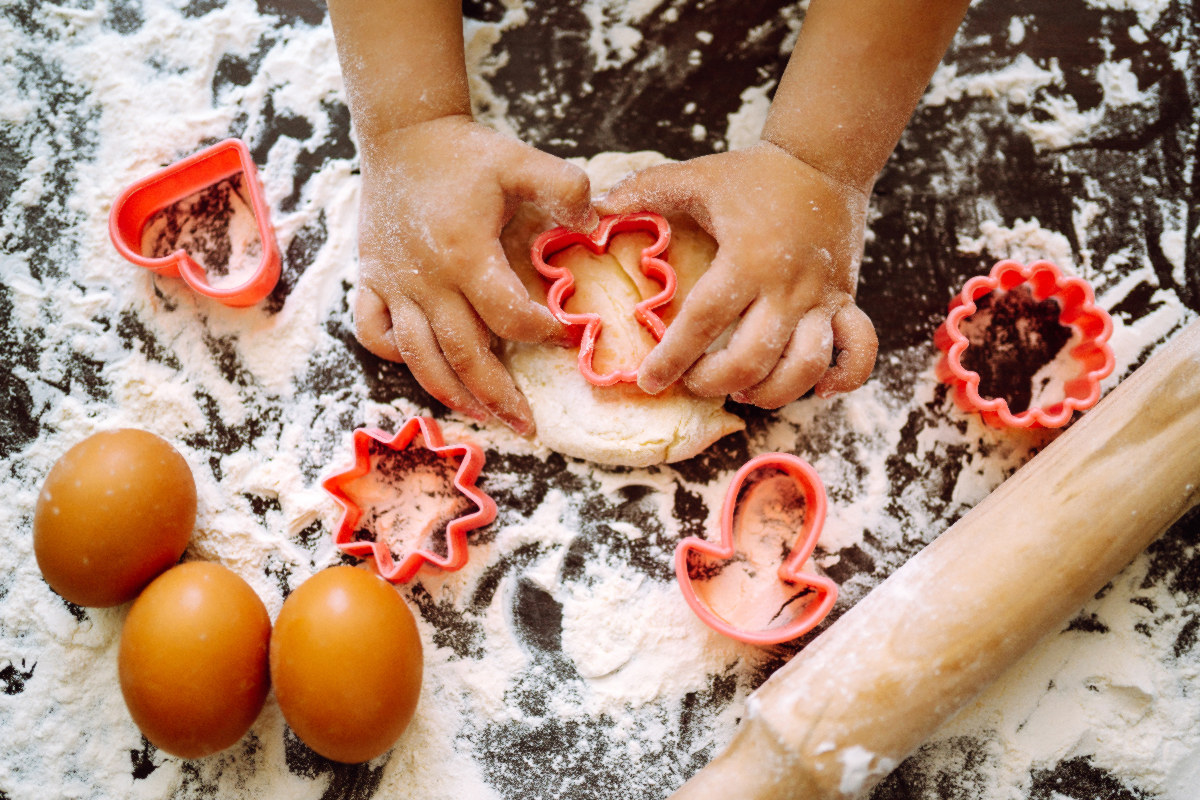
671;317;1200;800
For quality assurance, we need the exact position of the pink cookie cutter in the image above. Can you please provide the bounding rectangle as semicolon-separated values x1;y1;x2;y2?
933;260;1115;429
675;453;838;646
322;416;497;584
109;138;281;307
530;212;677;386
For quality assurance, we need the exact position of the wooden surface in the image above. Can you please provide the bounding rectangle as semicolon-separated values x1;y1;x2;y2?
1;1;1198;799
672;318;1200;799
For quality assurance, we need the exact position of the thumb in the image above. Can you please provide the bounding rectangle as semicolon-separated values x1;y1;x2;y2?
501;143;598;232
595;162;696;217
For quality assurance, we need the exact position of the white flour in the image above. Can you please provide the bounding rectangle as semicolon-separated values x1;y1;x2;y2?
1;1;1197;800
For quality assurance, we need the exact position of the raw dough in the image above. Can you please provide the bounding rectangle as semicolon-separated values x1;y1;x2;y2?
500;152;744;467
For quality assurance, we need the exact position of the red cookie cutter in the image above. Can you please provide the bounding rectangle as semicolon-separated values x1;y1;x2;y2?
322;416;497;583
933;260;1115;428
675;453;838;646
531;212;676;385
109;138;281;307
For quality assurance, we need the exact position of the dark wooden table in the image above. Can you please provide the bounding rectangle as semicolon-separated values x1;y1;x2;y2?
2;1;1197;798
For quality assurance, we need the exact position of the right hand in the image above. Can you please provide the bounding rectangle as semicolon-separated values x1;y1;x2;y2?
353;116;598;435
597;142;877;408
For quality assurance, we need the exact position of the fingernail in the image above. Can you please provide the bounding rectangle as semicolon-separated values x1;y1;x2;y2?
464;407;490;423
507;417;535;437
638;375;666;395
730;392;749;404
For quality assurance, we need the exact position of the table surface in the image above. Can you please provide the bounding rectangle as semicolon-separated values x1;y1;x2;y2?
2;0;1198;799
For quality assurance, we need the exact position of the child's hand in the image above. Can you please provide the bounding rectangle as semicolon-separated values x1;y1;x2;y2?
353;116;597;434
596;142;877;408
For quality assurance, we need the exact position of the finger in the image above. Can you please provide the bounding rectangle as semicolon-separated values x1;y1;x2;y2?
423;291;538;436
681;297;794;397
353;285;404;362
502;145;598;232
463;245;568;344
732;311;834;409
637;256;751;394
388;296;492;422
595;162;700;218
814;303;878;398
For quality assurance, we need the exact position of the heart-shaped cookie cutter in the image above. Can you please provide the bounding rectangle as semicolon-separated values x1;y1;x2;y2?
322;416;497;584
109;138;281;307
530;212;677;385
933;260;1115;428
674;453;838;646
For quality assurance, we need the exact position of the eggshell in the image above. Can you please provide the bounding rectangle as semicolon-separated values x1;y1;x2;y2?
118;562;271;759
33;429;196;607
270;565;423;763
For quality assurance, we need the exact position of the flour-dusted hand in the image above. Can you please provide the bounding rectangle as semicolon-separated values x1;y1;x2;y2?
600;0;970;409
354;116;595;433
328;0;598;434
328;0;968;419
598;143;877;407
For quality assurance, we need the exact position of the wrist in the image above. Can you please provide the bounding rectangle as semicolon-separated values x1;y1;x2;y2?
357;114;476;171
328;0;472;147
752;139;873;201
353;101;473;149
759;122;881;196
761;0;969;192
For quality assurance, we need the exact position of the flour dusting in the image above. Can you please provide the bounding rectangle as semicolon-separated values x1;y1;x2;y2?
1;2;1198;800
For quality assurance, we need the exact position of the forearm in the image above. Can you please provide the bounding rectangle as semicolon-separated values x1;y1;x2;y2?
762;0;969;191
327;0;470;141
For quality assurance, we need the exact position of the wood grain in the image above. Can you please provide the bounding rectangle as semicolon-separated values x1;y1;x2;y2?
671;318;1200;800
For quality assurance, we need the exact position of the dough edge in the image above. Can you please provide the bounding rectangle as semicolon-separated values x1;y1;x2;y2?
507;342;744;468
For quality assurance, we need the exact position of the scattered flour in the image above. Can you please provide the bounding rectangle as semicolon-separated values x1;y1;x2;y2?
1;2;1197;800
957;217;1077;271
580;0;666;71
923;40;1161;151
724;81;775;150
924;55;1062;108
1084;0;1171;29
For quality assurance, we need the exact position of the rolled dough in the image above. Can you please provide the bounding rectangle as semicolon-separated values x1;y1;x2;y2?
500;152;744;467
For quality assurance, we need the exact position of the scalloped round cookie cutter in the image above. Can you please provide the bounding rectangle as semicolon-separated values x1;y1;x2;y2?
322;416;497;584
674;453;838;646
109;138;281;308
933;259;1115;429
530;211;677;386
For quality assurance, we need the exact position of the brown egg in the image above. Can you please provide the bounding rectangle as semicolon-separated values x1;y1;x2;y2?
118;562;271;759
270;565;423;763
33;429;196;607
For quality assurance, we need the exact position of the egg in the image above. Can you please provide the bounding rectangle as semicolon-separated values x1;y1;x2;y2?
33;428;196;607
270;565;423;763
118;562;271;759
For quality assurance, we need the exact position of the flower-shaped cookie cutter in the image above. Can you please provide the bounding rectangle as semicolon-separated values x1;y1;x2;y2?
109;138;281;307
933;260;1115;429
674;453;838;646
531;212;676;385
322;416;497;583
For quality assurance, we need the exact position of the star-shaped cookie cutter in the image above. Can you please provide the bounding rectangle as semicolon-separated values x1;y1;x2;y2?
530;212;677;386
109;138;281;307
674;453;838;646
933;260;1115;428
321;416;497;583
